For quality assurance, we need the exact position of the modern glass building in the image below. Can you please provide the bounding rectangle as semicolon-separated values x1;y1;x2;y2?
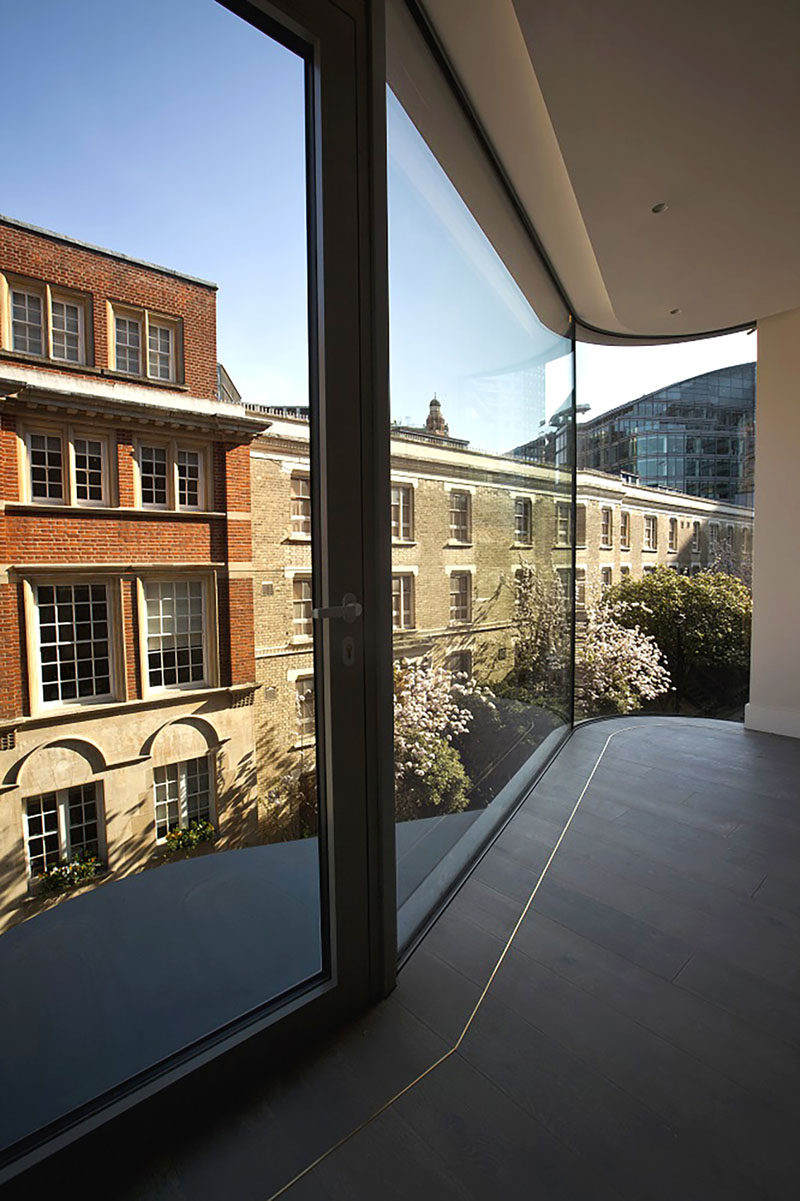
577;363;755;505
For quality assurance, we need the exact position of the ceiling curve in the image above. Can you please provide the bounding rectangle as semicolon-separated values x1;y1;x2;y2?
420;0;800;339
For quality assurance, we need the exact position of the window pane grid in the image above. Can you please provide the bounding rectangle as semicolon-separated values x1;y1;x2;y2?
148;323;173;379
449;491;469;541
29;433;64;500
25;793;60;876
295;680;315;738
51;300;81;362
74;438;104;502
291;476;311;535
66;784;99;859
514;498;531;543
37;583;110;703
12;290;43;355
141;445;168;506
115;316;141;374
392;575;413;629
391;485;412;540
450;572;470;622
145;580;205;688
177;448;201;508
292;578;313;637
153;757;211;840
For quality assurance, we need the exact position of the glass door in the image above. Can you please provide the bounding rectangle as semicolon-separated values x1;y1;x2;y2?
0;0;386;1175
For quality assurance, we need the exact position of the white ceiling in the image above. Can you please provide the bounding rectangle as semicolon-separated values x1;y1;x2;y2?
421;0;800;339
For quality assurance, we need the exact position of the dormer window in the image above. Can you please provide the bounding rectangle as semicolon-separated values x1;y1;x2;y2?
111;304;182;383
3;274;90;365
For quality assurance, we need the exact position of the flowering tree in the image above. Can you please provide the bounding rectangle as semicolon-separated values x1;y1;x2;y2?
510;562;570;698
394;658;490;819
579;595;671;715
605;567;752;707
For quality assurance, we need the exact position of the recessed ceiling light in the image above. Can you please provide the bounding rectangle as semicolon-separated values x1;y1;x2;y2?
669;307;681;315
651;202;668;213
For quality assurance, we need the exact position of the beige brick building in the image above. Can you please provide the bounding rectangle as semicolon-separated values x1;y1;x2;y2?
249;403;754;806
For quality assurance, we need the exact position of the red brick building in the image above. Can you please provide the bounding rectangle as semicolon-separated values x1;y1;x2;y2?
0;216;266;930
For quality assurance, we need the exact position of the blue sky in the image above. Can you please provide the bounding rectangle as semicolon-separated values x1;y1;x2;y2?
2;0;309;408
2;0;755;439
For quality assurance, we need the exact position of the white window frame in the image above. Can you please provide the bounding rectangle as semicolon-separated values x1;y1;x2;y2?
555;501;572;547
290;473;312;540
24;577;120;713
153;756;215;843
620;510;631;550
2;273;90;366
134;437;209;511
644;514;658;551
137;574;218;697
391;482;414;541
293;675;316;744
514;496;533;544
292;575;313;642
392;573;415;630
449;570;472;623
448;489;471;544
20;422;112;508
23;782;106;879
600;507;613;548
669;517;678;552
110;303;182;383
600;566;613;589
692;521;701;552
575;567;587;609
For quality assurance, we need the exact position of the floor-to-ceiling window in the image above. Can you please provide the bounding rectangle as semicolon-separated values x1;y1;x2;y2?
574;332;755;722
386;1;576;950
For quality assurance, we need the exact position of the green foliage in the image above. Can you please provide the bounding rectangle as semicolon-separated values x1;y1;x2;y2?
162;820;217;856
261;769;318;842
37;855;103;895
395;735;471;821
605;567;752;706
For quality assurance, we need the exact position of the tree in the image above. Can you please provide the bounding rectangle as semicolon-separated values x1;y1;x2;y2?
508;562;570;699
605;567;752;707
578;595;671;715
393;659;492;820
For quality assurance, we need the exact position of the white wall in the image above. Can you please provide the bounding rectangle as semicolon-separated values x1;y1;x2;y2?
745;306;800;738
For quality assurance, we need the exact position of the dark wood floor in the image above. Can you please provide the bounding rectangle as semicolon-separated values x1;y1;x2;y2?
10;718;800;1199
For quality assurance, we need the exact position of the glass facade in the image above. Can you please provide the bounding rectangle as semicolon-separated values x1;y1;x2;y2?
386;91;575;950
574;364;755;505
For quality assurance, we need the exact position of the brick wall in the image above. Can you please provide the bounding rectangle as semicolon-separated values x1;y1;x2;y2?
0;220;218;398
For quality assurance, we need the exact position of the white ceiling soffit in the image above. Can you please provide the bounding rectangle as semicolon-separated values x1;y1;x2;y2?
420;0;800;341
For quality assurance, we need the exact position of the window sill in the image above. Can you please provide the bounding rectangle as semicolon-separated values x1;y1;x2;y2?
290;636;314;646
284;535;312;544
15;683;257;735
392;540;417;547
445;541;473;549
4;502;227;519
642;547;659;553
102;369;189;391
511;542;533;549
290;738;316;752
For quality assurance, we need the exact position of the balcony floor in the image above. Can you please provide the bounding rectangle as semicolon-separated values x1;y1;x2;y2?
11;717;800;1199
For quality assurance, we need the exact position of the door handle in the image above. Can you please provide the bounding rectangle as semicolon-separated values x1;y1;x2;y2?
312;593;363;624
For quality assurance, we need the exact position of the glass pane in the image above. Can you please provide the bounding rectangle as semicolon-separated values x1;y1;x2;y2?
0;1;322;1159
387;90;575;949
576;335;755;721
